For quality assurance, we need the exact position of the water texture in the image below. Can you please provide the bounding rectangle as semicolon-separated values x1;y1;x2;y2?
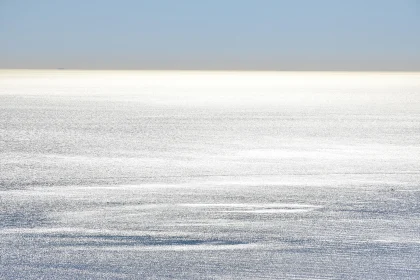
1;70;420;279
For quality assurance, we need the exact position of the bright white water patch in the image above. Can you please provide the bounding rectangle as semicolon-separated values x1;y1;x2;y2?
68;243;263;252
1;70;420;279
180;203;321;213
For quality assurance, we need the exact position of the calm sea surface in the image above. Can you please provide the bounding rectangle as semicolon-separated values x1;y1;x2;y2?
1;70;420;279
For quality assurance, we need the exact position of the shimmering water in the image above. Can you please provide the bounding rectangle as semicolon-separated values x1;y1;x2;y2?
1;70;420;279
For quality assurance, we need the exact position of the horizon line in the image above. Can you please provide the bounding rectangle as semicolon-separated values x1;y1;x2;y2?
1;68;420;73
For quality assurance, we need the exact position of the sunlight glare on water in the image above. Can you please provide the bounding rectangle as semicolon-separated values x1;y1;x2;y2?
1;70;420;279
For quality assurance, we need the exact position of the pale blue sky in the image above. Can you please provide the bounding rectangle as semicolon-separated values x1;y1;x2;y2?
1;0;419;70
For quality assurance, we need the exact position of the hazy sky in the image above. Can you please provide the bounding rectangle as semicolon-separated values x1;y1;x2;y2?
1;0;419;71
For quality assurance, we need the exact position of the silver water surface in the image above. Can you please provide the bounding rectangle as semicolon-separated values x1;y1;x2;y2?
1;71;420;279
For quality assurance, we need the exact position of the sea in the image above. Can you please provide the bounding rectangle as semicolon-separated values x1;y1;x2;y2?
1;70;420;279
